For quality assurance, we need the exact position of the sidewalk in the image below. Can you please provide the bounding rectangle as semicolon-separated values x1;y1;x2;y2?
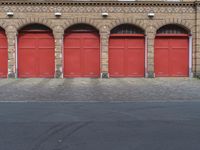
0;78;199;101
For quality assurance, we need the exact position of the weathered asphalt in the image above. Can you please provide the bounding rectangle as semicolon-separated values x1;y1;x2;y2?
0;102;200;150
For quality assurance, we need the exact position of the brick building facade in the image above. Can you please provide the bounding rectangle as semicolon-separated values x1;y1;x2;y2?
0;0;200;78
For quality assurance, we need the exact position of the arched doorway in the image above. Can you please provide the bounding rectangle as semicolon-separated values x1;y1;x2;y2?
155;24;190;77
64;24;100;77
0;27;7;77
109;24;145;77
18;24;55;78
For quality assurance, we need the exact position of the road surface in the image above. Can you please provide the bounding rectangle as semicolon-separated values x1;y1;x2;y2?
0;101;200;150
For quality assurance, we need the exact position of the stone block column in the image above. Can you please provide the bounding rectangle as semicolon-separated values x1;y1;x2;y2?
6;26;17;78
146;28;156;78
100;31;110;78
195;4;200;77
53;26;64;78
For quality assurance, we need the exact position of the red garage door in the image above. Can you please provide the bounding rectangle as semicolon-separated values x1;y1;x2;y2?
64;24;100;77
0;28;7;77
18;24;55;78
155;25;189;77
109;24;145;77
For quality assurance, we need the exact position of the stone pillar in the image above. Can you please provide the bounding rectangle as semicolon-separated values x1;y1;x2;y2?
100;31;110;78
53;26;64;78
6;26;17;78
195;4;200;77
146;27;156;78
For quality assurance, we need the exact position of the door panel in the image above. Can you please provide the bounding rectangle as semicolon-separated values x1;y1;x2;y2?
126;49;144;76
155;36;189;77
64;49;81;77
64;32;100;77
0;31;8;77
109;36;145;77
18;32;55;78
84;49;100;77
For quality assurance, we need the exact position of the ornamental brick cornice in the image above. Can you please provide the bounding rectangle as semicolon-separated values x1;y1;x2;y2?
0;1;195;7
195;2;200;6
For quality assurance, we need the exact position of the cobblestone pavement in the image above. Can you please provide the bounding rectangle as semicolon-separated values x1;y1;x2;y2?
0;78;199;101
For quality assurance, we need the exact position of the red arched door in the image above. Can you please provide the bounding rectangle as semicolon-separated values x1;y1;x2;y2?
109;24;145;77
155;25;189;77
64;24;100;77
0;28;8;77
18;24;55;78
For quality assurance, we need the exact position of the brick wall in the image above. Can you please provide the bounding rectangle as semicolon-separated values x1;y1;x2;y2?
0;1;199;78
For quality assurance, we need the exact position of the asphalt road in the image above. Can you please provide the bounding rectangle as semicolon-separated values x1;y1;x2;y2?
0;102;200;150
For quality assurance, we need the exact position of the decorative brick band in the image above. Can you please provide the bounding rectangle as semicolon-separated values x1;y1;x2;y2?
0;6;195;14
0;1;195;7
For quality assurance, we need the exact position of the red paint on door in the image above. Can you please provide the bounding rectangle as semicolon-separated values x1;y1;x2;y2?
0;30;8;77
64;32;100;77
18;32;55;78
109;36;145;77
155;35;189;77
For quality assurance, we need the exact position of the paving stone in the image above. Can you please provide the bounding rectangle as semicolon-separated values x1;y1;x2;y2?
0;78;199;101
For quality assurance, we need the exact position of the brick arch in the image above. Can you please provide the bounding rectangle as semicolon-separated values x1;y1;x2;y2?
154;19;193;35
15;18;55;31
107;18;147;34
0;25;8;39
0;26;7;33
63;17;101;31
0;21;11;38
0;20;8;31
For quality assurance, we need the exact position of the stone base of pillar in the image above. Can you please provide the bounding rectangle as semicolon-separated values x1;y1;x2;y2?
55;70;62;78
8;72;16;78
194;72;200;78
148;71;155;78
101;72;109;78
